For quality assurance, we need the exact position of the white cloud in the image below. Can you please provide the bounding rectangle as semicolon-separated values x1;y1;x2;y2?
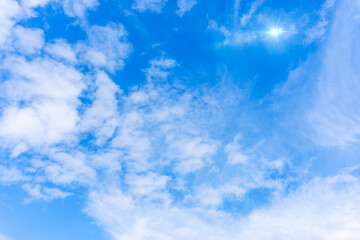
45;39;77;63
208;19;258;46
61;0;99;18
103;56;238;179
10;143;29;158
207;19;231;44
240;0;265;26
12;25;44;54
91;149;123;171
128;90;149;104
176;0;197;17
125;173;170;202
225;135;249;165
1;56;84;102
232;30;257;45
304;0;337;45
81;71;121;145
0;101;80;147
238;173;360;239
111;111;152;172
21;0;51;15
85;171;360;240
149;105;184;122
305;0;360;147
0;0;52;49
144;57;177;82
150;57;176;69
233;0;241;23
0;50;286;240
169;136;218;174
85;187;238;240
132;0;168;13
276;0;360;148
191;183;245;208
21;0;50;8
0;56;85;147
32;151;96;185
0;0;21;46
79;23;131;72
0;165;29;183
23;183;71;201
0;107;43;145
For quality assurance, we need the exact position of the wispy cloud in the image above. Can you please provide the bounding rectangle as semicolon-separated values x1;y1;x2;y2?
304;0;337;45
132;0;168;13
85;170;360;239
0;233;11;240
176;0;197;17
22;183;71;201
170;136;218;174
80;71;121;145
0;165;29;183
61;0;99;18
208;16;259;46
224;134;249;165
281;0;360;148
79;22;132;72
240;0;265;26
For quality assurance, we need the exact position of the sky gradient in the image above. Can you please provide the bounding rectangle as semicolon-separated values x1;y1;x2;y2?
1;0;360;239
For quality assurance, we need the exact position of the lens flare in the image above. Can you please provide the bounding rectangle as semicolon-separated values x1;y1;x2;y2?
270;28;283;37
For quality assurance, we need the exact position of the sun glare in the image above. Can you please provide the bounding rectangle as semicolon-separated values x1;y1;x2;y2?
270;28;283;37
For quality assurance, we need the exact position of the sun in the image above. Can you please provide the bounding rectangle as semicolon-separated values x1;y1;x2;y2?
265;27;284;47
270;28;283;37
262;15;287;48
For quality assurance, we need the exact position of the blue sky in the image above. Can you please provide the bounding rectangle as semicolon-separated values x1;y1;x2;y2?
1;0;360;239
